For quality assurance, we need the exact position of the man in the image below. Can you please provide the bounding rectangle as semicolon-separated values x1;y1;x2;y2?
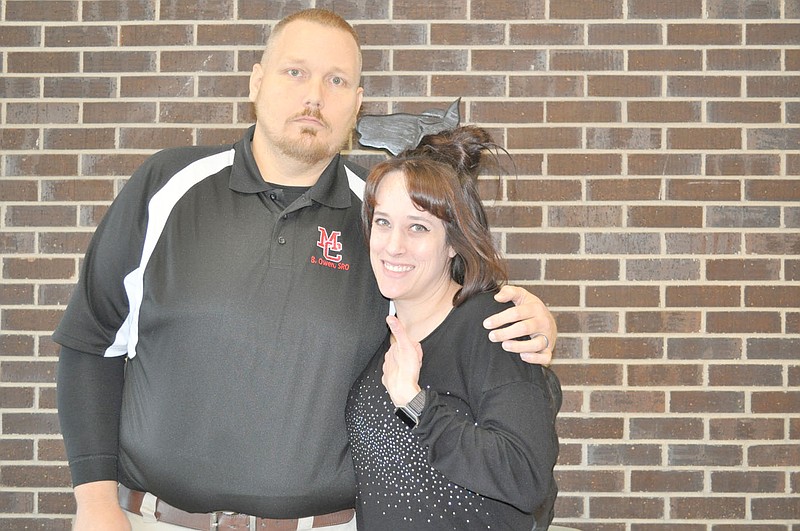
55;9;556;531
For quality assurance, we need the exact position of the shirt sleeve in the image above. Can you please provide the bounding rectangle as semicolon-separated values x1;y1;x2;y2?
57;345;126;486
412;356;560;514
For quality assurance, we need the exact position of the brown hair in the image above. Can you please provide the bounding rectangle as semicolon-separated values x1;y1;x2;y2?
362;126;508;307
263;8;362;71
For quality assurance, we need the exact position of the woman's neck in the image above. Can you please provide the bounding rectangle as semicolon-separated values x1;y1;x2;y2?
393;280;461;343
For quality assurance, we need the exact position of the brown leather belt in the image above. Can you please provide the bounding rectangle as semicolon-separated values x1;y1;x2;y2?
118;484;354;531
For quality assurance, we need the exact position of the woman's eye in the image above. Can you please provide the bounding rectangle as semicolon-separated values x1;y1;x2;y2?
374;218;389;227
410;224;429;233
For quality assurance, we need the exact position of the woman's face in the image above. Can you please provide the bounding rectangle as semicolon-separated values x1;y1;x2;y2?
369;171;456;304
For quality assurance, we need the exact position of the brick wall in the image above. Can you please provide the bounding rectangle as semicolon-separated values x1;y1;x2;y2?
1;0;798;529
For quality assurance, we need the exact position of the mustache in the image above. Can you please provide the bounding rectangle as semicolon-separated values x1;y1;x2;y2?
289;108;329;128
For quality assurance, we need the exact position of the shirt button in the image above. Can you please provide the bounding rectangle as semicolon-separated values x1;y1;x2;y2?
282;214;288;220
277;236;286;245
269;193;277;200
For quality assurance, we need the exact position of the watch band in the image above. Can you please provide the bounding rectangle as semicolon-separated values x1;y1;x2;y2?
395;390;426;428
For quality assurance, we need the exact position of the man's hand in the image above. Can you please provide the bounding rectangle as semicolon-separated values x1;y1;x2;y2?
483;285;557;365
382;316;423;407
73;481;130;531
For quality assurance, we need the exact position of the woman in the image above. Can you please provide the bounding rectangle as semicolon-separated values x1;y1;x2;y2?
345;126;561;530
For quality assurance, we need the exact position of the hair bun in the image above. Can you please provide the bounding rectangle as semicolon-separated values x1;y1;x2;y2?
407;126;495;179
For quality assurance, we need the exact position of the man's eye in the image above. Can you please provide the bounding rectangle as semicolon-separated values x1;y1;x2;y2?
331;76;345;86
288;69;301;77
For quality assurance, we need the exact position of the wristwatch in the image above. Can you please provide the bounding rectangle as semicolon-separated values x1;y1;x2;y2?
395;390;426;428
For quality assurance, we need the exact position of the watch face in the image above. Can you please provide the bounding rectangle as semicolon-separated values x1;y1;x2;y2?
396;407;418;428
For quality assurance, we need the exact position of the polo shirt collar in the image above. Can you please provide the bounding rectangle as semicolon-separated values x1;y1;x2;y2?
230;125;353;209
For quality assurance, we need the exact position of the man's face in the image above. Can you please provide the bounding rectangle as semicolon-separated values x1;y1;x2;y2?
249;20;363;166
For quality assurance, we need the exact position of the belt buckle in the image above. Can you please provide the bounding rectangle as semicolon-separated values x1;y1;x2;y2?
212;510;250;530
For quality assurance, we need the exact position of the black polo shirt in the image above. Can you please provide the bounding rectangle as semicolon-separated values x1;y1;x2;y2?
53;126;389;518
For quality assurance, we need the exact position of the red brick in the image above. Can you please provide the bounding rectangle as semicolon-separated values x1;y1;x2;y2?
746;233;800;255
555;311;619;334
586;286;660;307
82;0;156;21
747;338;800;360
159;0;231;19
2;309;64;331
507;127;581;149
43;77;117;99
507;233;579;254
393;0;468;19
7;52;80;74
667;128;741;150
589;23;661;44
748;76;800;97
708;206;781;228
667;179;741;201
589;444;662;466
588;75;661;97
511;23;583;45
431;75;505;97
627;259;701;281
198;24;269;46
671;390;745;413
707;0;781;19
708;49;781;70
0;180;38;202
751;498;800;521
588;233;660;255
510;75;584;97
591;391;665;413
0;25;41;47
708;101;782;123
709;365;784;387
707;154;781;176
629;50;703;71
432;24;498;46
748;444;800;467
631;470;704;492
5;206;76;227
470;101;543;124
629;0;703;17
746;286;800;308
668;75;742;97
628;206;703;228
550;50;624;71
160;51;235;72
0;335;35;357
82;154;150;177
83;102;157;123
43;128;116;150
747;23;800;45
546;259;619;281
160;102;234;124
752;392;800;414
198;75;249;98
669;23;742;44
552;363;622;386
590;496;664;518
667;338;743;360
3;258;75;280
45;25;117;47
555;470;626;494
587;178;662;200
557;417;624;439
626;311;702;333
587;127;661;149
666;285;740;307
628;154;702;175
629;364;703;387
589;337;663;359
631;417;705;439
120;24;193;46
670;497;746;519
506;179;581;202
470;0;545;19
707;312;782;333
669;444;743;466
711;418;785;441
506;259;542;281
6;1;78;21
84;51;157;73
713;471;784;494
629;101;701;123
549;154;622;176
